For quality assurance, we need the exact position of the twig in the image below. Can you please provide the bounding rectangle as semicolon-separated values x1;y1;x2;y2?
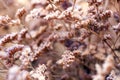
0;60;8;69
0;0;9;10
103;39;120;63
48;0;55;11
0;70;8;73
21;25;35;53
72;0;76;11
114;33;120;47
88;28;120;63
48;0;62;12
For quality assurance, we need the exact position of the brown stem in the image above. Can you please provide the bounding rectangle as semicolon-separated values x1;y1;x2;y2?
0;0;9;10
22;26;35;53
0;60;8;69
48;0;62;12
87;28;120;63
104;0;109;10
114;33;120;47
103;39;120;63
72;0;76;11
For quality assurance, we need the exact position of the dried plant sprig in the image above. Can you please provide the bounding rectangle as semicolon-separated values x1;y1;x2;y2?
25;8;42;22
18;29;28;40
0;15;11;24
0;33;18;46
15;7;26;19
57;50;75;68
5;44;24;56
0;15;21;27
87;0;103;6
34;41;52;58
0;29;28;47
0;0;120;80
30;64;47;80
19;46;34;68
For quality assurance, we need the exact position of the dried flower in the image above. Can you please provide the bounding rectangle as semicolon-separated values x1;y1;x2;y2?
0;0;120;80
15;7;26;19
57;50;75;68
18;29;28;41
5;44;24;56
30;64;47;80
0;33;18;46
0;15;11;24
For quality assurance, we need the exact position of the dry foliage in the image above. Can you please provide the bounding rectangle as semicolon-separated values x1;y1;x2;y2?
0;0;120;80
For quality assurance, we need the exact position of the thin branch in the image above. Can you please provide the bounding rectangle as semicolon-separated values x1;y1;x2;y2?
0;0;9;10
0;60;8;69
104;0;109;10
114;33;120;46
87;28;120;63
103;39;120;63
48;0;62;12
72;0;76;11
0;70;8;73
